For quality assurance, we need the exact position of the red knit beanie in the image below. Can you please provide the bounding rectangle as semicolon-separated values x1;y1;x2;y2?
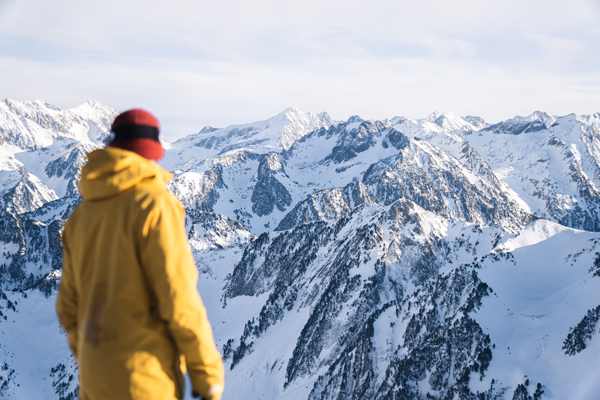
108;109;164;161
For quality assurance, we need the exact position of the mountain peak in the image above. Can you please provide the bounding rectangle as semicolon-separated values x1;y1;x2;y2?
347;115;363;124
344;115;365;132
278;106;301;115
483;111;557;134
463;115;487;129
199;126;219;134
426;111;474;131
169;106;335;159
528;110;556;127
426;111;441;121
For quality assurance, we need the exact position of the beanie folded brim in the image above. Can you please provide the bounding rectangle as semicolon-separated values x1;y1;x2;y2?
108;138;164;161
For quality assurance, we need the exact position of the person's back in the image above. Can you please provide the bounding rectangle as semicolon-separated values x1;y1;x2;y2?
57;110;224;400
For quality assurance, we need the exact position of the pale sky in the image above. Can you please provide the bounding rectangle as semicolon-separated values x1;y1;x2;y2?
1;0;599;140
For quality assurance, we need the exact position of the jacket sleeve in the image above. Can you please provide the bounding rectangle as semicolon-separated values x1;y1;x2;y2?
139;195;225;400
56;228;79;359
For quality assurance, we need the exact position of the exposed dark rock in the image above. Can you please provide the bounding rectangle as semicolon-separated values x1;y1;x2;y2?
251;153;292;216
276;179;377;231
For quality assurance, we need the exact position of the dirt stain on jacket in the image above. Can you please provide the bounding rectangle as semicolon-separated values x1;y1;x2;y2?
84;282;107;346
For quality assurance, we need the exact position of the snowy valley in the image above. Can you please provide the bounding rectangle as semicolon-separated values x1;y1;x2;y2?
1;99;600;399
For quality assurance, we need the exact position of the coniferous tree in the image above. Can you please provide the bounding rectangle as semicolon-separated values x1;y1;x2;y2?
512;383;531;400
533;383;544;400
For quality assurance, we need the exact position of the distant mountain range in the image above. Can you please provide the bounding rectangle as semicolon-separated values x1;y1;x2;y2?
1;99;599;399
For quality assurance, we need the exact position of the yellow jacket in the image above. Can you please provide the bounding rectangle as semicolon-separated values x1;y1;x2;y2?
56;148;224;400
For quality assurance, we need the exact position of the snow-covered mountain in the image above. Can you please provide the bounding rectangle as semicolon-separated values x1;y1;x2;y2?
0;99;115;200
1;100;600;400
162;107;336;171
393;111;600;232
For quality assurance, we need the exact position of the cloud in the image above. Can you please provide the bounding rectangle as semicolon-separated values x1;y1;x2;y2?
0;0;599;139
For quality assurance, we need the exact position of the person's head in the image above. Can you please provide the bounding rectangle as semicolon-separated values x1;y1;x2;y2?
108;109;164;161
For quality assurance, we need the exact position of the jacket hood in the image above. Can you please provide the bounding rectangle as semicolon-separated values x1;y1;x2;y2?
79;148;173;200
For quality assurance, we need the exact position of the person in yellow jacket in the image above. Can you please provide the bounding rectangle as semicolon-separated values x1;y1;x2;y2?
56;109;224;400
